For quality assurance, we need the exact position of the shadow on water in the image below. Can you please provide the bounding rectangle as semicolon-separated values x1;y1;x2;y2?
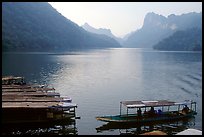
96;117;195;135
1;119;78;135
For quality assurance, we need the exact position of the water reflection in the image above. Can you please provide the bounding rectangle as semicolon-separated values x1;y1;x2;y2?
2;49;202;134
96;117;195;135
1;119;78;135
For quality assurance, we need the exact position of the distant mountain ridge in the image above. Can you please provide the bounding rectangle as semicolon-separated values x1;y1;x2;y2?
153;27;202;51
82;23;113;37
2;2;121;52
81;23;123;45
123;12;202;48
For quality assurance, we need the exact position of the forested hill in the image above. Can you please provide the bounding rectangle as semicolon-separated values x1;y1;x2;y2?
153;28;202;51
2;2;121;52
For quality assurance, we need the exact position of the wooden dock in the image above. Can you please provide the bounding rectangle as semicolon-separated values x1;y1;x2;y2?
2;76;78;124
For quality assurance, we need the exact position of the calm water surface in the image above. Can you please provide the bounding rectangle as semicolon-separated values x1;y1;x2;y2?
2;48;202;135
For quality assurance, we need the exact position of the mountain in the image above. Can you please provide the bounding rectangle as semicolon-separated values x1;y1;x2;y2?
2;2;121;52
153;27;202;51
123;12;202;48
81;23;123;44
122;31;135;41
82;23;114;37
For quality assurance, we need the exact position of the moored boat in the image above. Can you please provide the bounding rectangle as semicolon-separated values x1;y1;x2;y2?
96;100;197;123
2;76;26;85
2;76;78;125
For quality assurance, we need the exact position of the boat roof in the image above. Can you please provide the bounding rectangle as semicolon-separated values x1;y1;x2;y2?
2;76;24;81
121;100;195;108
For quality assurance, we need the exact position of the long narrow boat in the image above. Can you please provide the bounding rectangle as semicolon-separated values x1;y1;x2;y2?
96;100;197;123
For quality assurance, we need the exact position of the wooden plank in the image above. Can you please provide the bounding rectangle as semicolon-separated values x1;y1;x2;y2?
2;102;76;109
2;87;55;92
2;91;60;97
2;101;59;108
2;96;65;102
2;85;32;89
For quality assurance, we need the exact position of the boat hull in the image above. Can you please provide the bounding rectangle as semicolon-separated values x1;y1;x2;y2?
96;117;195;134
96;111;197;123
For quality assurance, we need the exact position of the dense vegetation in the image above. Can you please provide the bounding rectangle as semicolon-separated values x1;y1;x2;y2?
153;28;202;51
2;2;120;52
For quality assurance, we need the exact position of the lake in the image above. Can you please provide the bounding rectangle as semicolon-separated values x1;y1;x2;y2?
2;48;202;135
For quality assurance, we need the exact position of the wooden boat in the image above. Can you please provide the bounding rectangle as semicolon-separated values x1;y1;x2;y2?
96;100;197;123
2;76;26;85
96;115;195;134
2;76;78;124
2;98;78;124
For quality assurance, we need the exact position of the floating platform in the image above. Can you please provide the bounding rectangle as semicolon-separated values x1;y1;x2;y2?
2;76;78;125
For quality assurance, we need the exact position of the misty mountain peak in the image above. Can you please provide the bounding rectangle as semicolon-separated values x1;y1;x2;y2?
143;12;167;28
168;14;176;18
82;22;94;30
123;12;201;48
145;12;166;20
98;28;111;33
83;22;90;27
82;23;112;34
81;23;123;44
82;23;114;38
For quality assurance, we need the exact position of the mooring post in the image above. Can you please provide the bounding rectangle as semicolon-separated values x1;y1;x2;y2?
120;102;122;116
195;102;196;112
178;105;180;111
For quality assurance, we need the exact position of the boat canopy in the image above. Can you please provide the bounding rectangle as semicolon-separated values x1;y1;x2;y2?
121;100;195;108
2;76;24;81
2;76;26;85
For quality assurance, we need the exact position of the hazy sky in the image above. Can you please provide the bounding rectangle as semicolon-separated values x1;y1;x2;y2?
49;2;202;38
